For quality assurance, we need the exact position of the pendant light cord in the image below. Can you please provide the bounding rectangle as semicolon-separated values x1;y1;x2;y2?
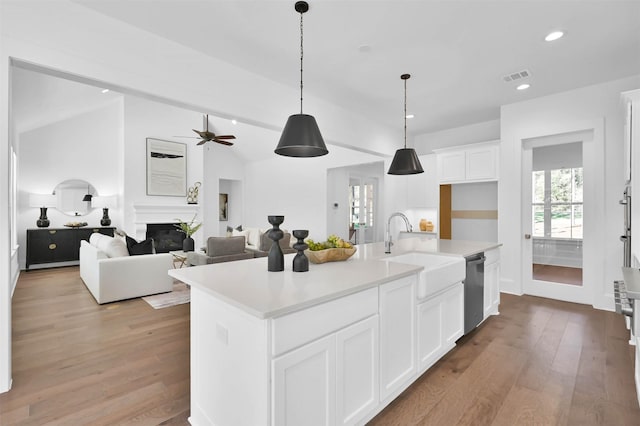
299;10;304;114
404;77;407;149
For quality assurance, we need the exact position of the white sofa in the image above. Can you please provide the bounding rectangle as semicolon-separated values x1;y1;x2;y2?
79;234;174;304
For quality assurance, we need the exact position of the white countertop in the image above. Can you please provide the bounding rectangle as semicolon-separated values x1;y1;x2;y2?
622;267;640;299
169;237;501;319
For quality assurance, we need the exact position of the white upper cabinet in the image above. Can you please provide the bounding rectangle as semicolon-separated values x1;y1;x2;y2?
436;141;500;184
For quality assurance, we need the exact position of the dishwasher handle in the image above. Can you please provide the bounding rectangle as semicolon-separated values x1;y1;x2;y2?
466;256;486;265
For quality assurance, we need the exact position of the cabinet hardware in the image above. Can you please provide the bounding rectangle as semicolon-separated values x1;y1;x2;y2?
49;243;57;250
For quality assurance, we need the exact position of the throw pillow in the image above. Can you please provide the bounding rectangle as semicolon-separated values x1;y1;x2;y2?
90;233;129;258
125;235;155;256
232;228;249;242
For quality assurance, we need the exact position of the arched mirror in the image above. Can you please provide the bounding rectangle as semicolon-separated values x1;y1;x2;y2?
53;179;97;216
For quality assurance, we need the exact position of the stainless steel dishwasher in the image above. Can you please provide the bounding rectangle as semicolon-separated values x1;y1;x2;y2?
464;252;486;334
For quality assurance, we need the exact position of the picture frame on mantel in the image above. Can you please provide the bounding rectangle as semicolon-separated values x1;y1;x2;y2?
146;138;187;196
219;193;228;221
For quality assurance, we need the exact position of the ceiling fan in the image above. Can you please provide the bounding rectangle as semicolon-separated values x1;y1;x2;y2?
177;114;236;146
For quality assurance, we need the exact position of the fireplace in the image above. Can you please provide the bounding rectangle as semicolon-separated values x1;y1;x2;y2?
146;223;185;253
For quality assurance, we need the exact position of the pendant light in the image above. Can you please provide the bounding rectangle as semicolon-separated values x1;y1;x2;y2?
275;1;328;157
387;74;424;175
82;184;93;202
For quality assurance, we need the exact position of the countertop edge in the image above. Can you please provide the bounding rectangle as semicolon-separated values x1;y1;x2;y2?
170;264;423;319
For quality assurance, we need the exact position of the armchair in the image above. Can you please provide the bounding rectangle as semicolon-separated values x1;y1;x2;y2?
187;236;254;266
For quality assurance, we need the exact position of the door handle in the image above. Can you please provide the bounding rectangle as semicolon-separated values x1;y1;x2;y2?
524;234;531;239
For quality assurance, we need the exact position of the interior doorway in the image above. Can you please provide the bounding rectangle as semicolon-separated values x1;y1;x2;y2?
521;132;592;304
349;177;378;244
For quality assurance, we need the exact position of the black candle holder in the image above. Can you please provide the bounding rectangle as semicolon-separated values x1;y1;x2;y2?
267;215;285;272
292;229;309;272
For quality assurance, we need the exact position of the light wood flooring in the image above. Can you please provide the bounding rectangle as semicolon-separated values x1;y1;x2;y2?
1;267;639;425
369;293;640;425
0;267;190;425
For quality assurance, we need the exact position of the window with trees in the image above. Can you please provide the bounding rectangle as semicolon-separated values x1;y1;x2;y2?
532;167;583;239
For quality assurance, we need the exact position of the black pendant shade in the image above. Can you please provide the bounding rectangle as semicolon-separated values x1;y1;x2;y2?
388;73;424;175
276;1;328;158
388;148;424;175
275;114;328;157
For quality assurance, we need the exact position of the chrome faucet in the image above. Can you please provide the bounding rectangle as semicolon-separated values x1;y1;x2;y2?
385;212;412;253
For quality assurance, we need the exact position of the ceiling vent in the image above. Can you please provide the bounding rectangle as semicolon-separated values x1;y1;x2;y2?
503;69;531;82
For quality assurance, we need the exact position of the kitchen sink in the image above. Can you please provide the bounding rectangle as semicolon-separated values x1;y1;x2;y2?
382;252;465;299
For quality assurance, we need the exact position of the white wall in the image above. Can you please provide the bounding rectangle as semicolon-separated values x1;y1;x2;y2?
244;145;382;240
415;119;500;154
500;75;640;310
17;101;123;269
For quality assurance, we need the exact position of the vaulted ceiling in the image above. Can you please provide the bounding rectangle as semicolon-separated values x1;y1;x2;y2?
74;0;640;135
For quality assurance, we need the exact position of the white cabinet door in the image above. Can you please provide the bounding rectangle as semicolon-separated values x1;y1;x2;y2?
438;151;466;183
484;260;500;318
417;295;442;372
442;284;464;347
465;145;498;181
379;276;416;401
336;316;379;426
273;334;336;426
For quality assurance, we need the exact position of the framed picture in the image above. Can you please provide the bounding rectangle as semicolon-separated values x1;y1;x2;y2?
219;193;228;221
146;138;187;196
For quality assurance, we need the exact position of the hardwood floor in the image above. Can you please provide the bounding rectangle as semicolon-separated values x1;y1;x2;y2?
533;264;583;286
1;267;639;425
369;293;640;425
0;267;190;425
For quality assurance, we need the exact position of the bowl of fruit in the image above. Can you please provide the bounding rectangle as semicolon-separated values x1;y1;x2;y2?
305;235;356;264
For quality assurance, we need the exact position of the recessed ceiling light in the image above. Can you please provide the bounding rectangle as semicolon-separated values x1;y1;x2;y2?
358;44;371;53
101;89;109;94
405;114;414;119
231;119;237;125
545;31;564;42
517;83;530;91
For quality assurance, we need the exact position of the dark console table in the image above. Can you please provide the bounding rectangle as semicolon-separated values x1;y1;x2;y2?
26;227;115;270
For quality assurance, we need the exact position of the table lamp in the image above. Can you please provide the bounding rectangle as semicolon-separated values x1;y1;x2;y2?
29;193;57;228
91;195;117;226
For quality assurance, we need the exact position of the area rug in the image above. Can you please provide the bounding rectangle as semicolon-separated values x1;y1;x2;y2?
142;282;190;309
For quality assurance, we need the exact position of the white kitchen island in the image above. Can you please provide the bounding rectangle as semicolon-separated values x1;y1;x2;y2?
169;237;500;426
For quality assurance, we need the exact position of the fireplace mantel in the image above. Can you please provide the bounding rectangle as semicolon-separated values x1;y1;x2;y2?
133;204;201;241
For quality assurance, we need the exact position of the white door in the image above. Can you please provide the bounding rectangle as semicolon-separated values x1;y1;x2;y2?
379;276;416;401
521;136;590;304
272;335;336;426
349;177;377;244
336;316;379;426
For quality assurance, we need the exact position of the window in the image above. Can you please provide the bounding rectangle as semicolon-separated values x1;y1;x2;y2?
349;182;374;228
532;167;583;239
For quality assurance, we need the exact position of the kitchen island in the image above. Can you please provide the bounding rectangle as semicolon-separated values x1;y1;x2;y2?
169;237;500;426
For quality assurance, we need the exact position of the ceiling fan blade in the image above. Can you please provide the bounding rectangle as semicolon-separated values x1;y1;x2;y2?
214;139;234;146
215;135;236;140
196;140;207;145
193;129;208;138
